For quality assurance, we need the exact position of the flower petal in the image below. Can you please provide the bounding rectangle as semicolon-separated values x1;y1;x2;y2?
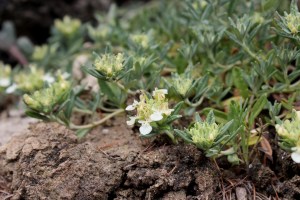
162;108;174;116
150;111;163;121
291;151;300;163
5;84;17;94
43;74;55;83
139;122;152;135
125;100;139;111
160;89;168;94
126;105;136;111
62;72;70;79
133;100;139;105
152;88;168;96
0;78;10;87
126;116;137;126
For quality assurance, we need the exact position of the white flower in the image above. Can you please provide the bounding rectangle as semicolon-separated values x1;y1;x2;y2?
127;116;138;126
138;120;152;135
126;89;174;136
125;100;139;111
5;83;17;94
291;147;300;163
43;74;55;83
150;108;174;121
152;88;168;102
152;88;168;97
62;72;70;79
150;111;163;121
296;111;300;121
0;78;10;87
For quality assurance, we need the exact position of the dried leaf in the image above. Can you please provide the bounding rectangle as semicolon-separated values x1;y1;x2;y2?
258;136;273;161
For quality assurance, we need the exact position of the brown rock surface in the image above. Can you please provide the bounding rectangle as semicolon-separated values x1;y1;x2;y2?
0;119;218;199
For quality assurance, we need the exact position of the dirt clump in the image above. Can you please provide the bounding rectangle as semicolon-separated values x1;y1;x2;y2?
278;175;300;200
0;119;218;199
0;122;125;199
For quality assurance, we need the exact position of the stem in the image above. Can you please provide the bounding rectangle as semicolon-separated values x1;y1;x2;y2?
73;107;94;114
165;130;178;144
184;96;205;107
115;81;136;95
70;109;124;129
50;115;68;127
242;44;261;63
99;105;119;112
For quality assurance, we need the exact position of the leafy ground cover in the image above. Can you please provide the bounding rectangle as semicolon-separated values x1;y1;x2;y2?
1;0;300;199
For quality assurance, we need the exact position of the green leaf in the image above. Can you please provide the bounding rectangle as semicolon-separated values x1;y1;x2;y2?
206;110;215;124
82;66;106;80
193;74;209;100
195;112;202;123
249;94;268;127
201;108;227;124
262;0;279;12
64;86;83;119
99;80;125;106
172;101;184;115
219;120;234;135
25;110;50;121
164;115;182;124
232;68;249;98
248;135;261;146
174;129;193;143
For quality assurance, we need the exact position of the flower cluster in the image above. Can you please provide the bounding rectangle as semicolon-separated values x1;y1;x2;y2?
130;33;150;48
32;45;56;61
7;66;45;93
171;73;193;97
275;109;300;163
94;53;124;78
126;88;174;135
5;66;57;94
88;25;111;41
277;0;300;35
284;13;300;34
23;74;71;114
0;62;11;92
54;16;81;37
188;118;220;151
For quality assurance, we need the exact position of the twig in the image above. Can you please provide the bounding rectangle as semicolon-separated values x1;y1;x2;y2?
253;183;256;200
137;143;156;158
167;165;177;176
3;194;13;200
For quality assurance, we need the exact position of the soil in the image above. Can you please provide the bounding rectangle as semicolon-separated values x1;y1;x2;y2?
0;116;299;199
0;108;37;146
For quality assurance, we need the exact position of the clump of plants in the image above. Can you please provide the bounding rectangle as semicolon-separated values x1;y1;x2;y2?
3;0;300;170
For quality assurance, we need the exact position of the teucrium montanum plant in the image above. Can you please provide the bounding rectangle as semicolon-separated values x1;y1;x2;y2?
170;73;193;98
54;16;81;38
175;111;238;160
94;53;124;79
23;74;71;116
275;109;300;163
6;65;55;94
126;88;183;142
14;0;300;167
276;0;300;36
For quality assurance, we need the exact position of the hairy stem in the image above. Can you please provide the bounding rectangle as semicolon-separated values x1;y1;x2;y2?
165;130;178;144
184;96;205;107
70;109;124;129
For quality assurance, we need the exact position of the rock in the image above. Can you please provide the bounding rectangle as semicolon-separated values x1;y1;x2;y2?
235;187;247;200
0;120;218;199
